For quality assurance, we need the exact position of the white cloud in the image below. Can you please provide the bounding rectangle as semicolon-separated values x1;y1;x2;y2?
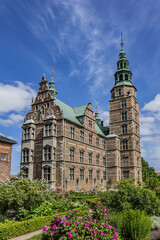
0;81;36;114
0;114;24;126
13;144;21;153
142;94;160;112
100;111;109;126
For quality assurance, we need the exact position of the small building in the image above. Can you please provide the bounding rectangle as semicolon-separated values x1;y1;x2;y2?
0;135;17;181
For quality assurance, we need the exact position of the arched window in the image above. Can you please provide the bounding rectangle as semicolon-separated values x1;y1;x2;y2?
119;74;123;81
120;63;123;68
125;74;128;80
22;167;29;178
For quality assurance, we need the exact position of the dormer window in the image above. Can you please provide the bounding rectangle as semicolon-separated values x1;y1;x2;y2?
89;120;92;128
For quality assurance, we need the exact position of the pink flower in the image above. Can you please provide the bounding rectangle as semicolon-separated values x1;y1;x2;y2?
108;225;112;229
52;225;57;230
101;232;104;236
114;231;119;235
56;215;61;220
88;219;93;222
68;232;72;238
65;221;70;225
51;231;57;236
107;211;109;214
84;223;90;227
91;236;94;239
98;199;101;201
74;229;77;232
42;225;49;233
103;210;106;213
89;202;92;204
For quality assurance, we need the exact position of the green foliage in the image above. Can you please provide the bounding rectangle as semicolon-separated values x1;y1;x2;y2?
101;179;160;215
42;203;120;240
0;177;53;220
0;215;54;240
151;216;160;230
28;199;82;218
142;158;160;190
28;234;43;240
110;209;152;240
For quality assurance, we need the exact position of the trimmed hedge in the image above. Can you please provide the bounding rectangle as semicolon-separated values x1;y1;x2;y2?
0;208;84;240
28;234;43;240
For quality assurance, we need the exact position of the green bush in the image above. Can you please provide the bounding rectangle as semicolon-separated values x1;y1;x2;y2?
27;234;43;240
110;209;152;240
0;177;53;220
101;179;160;215
151;216;160;230
0;207;85;240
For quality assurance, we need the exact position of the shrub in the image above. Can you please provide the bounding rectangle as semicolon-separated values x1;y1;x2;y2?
110;209;152;240
42;201;120;239
0;177;52;220
101;179;160;215
151;216;160;230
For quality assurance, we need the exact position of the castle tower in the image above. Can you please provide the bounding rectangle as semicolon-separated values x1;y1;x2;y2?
109;34;142;180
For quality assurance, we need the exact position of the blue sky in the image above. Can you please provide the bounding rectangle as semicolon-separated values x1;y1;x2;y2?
0;0;160;174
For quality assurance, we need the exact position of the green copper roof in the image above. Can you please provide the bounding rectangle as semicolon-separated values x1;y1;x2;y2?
55;99;81;125
95;123;105;137
73;104;88;117
115;80;133;87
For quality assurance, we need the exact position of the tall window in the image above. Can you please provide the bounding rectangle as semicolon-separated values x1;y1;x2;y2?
70;127;75;139
137;157;139;166
103;157;106;167
89;153;92;164
89;120;92;128
53;124;56;135
122;125;128;134
70;148;74;161
23;148;29;162
80;169;84;180
125;74;128;80
121;99;127;108
96;170;100;180
138;170;140;179
122;140;128;150
53;148;55;160
136;141;139;150
70;168;74;180
1;154;7;161
89;169;92;180
103;171;106;180
44;167;51;181
89;134;92;145
96;137;99;147
24;127;30;140
123;156;129;167
22;168;28;178
135;113;137;121
45;124;52;137
80;150;84;163
122;112;127;121
123;171;129;179
119;74;123;81
31;150;34;162
96;154;100;165
44;145;51;161
119;89;121;96
80;130;84;142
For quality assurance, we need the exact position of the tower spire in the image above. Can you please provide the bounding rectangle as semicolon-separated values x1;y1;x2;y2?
121;32;124;49
49;64;57;99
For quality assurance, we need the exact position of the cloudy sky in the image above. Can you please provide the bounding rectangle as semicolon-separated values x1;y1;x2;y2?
1;0;160;174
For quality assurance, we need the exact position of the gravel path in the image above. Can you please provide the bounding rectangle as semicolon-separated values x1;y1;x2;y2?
9;229;42;240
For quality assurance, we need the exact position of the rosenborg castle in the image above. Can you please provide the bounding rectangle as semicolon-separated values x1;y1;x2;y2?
20;44;142;190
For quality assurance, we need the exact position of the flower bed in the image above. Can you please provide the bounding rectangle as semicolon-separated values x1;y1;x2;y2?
42;200;120;239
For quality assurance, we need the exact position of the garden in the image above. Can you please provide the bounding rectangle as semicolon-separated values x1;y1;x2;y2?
0;158;160;240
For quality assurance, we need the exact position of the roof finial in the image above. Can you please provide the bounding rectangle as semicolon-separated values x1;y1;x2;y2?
51;64;53;81
96;100;98;112
121;32;124;49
